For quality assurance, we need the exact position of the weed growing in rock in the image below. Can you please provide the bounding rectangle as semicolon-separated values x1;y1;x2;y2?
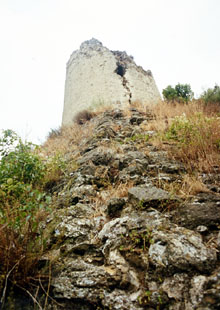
119;228;154;253
125;133;149;144
138;290;166;309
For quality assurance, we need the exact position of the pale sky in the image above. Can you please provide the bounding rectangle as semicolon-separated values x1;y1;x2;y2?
0;0;220;144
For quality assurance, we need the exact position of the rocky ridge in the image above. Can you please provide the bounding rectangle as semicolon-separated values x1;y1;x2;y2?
16;108;220;309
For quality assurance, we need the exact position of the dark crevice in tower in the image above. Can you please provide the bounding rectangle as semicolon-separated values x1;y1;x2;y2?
115;62;132;104
115;64;126;77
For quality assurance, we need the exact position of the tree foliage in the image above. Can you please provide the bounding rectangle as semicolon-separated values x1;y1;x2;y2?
162;83;194;103
200;84;220;105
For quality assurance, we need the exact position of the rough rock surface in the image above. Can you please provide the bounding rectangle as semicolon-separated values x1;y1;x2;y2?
14;108;220;309
62;38;161;125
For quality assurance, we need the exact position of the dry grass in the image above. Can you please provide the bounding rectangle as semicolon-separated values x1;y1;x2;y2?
0;204;49;309
180;174;210;196
141;100;203;132
42;102;118;158
175;117;220;172
155;173;210;199
122;100;152;118
140;100;220;173
164;114;220;172
90;181;133;218
74;110;95;125
42;121;96;157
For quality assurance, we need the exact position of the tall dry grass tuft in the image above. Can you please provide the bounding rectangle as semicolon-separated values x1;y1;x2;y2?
0;202;49;308
90;181;133;218
155;173;210;199
142;100;202;132
144;100;220;173
42;121;96;158
165;113;220;172
180;174;210;196
74;110;95;125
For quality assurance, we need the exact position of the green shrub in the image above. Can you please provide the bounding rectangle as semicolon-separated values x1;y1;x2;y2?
0;130;51;302
0;134;45;186
200;84;220;105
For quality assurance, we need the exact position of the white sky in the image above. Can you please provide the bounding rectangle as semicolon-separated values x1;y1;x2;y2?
0;0;220;144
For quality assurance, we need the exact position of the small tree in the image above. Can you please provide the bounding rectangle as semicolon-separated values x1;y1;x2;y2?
162;85;178;102
200;84;220;105
163;83;193;103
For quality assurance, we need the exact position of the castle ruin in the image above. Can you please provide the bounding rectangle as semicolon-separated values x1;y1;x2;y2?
62;38;161;126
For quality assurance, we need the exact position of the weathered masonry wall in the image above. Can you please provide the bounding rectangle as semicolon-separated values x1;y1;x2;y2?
62;38;161;126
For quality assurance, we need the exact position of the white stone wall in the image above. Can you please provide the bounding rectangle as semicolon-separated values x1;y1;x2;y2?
62;39;161;126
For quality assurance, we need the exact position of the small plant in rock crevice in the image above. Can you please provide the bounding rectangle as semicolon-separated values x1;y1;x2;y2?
137;289;166;309
124;133;150;145
119;228;154;253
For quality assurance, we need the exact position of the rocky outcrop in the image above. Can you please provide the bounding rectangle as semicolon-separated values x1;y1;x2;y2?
62;39;161;126
41;108;220;310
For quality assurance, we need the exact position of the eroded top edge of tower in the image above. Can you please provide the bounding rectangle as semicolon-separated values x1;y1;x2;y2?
80;38;103;48
67;38;152;77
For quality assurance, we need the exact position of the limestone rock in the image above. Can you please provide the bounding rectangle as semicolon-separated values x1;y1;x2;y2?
128;185;172;209
171;193;220;229
161;273;189;300
148;227;217;272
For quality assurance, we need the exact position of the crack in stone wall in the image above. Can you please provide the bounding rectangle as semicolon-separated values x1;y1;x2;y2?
114;60;132;104
122;76;132;104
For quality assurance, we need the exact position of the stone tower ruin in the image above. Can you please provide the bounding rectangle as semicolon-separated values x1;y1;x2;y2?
62;38;161;126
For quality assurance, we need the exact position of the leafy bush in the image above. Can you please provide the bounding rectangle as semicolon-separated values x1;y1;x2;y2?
162;83;194;103
200;84;220;105
0;132;45;186
0;130;51;304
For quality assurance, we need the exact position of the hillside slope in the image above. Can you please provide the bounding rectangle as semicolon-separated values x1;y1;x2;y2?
3;106;220;309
